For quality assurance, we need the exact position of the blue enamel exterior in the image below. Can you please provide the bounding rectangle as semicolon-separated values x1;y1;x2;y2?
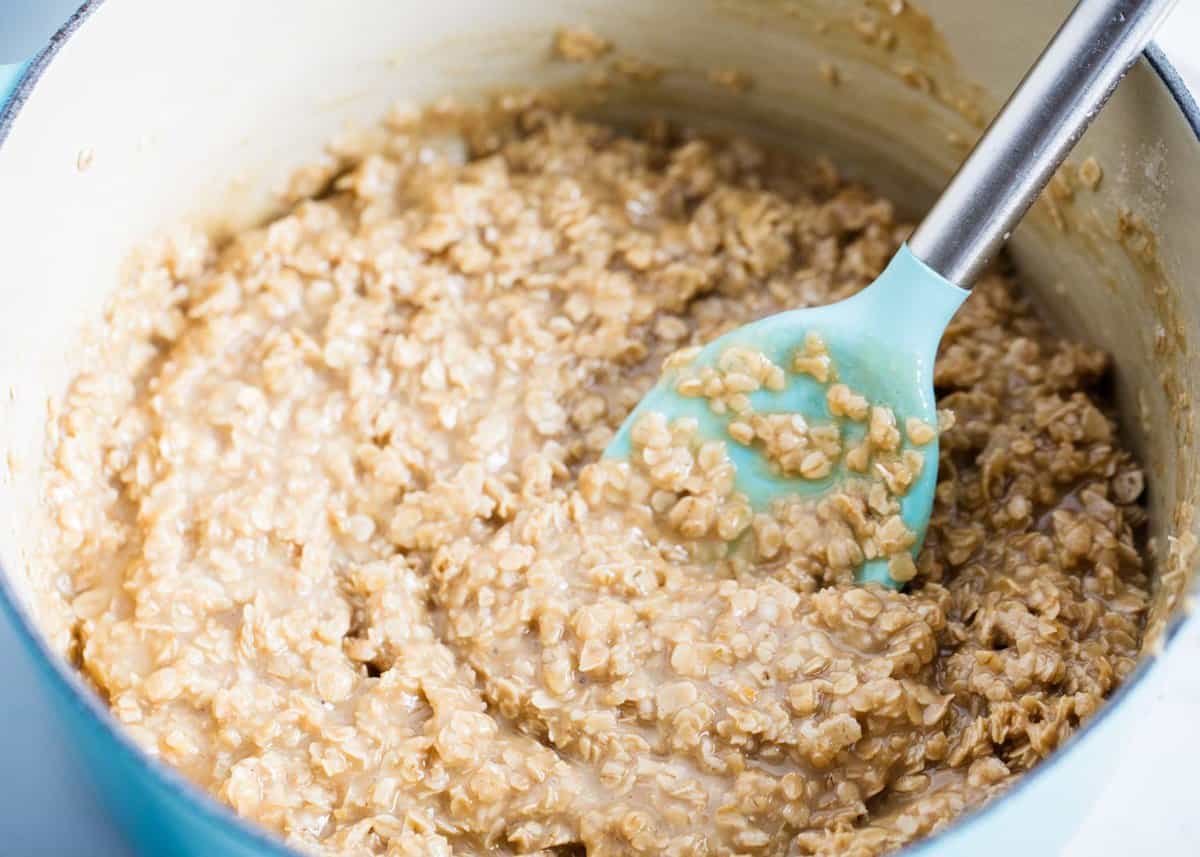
0;62;27;100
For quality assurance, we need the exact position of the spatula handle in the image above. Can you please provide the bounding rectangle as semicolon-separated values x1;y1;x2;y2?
907;0;1179;287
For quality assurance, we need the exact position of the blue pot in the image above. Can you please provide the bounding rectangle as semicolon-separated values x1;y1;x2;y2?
1;1;1197;854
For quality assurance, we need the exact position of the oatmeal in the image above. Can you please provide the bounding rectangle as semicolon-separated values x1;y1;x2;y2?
44;95;1149;856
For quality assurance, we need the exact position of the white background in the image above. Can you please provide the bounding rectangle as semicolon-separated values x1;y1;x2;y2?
1;5;1198;856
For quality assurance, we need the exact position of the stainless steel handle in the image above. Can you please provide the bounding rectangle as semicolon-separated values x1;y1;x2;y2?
908;0;1179;287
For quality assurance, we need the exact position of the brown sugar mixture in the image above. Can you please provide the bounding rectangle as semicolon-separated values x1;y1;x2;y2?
43;96;1150;856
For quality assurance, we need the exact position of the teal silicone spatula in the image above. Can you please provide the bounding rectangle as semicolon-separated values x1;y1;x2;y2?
607;0;1177;588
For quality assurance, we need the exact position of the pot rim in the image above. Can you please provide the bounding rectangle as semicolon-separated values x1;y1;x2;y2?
0;2;1196;855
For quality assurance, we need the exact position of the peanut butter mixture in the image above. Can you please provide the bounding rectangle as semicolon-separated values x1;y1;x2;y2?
44;97;1149;857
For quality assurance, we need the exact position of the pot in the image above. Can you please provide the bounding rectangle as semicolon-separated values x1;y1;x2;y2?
0;1;1197;855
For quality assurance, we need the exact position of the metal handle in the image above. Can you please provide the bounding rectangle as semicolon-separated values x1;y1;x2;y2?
908;0;1179;287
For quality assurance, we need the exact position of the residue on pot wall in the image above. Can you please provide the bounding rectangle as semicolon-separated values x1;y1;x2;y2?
1022;134;1197;651
712;0;989;128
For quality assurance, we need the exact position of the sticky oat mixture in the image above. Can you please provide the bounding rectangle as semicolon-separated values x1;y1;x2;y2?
44;98;1150;856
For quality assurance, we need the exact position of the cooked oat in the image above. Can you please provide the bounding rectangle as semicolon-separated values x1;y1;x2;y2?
1079;156;1104;191
553;27;613;63
610;56;665;83
44;95;1149;857
707;68;754;92
818;61;842;87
